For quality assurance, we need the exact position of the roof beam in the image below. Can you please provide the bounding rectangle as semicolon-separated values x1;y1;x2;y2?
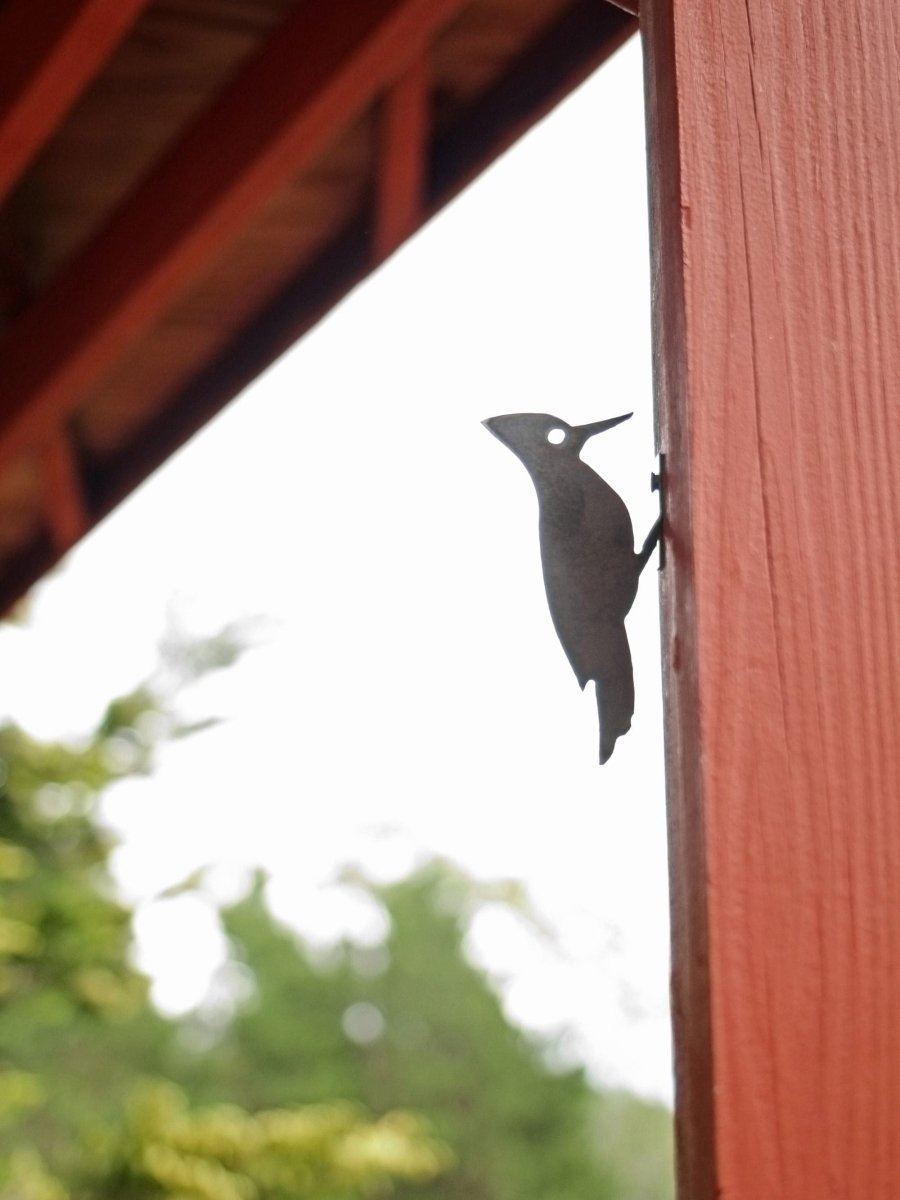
0;0;470;470
0;0;152;204
39;430;89;554
374;55;430;262
427;0;636;206
0;0;635;614
81;0;635;525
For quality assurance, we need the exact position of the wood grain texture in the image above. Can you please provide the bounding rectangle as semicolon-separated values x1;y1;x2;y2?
641;4;715;1193
0;0;469;469
0;0;151;204
643;1;900;1196
374;56;429;261
39;431;88;554
0;1;635;614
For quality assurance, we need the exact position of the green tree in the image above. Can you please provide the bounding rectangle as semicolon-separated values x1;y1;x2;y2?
591;1089;675;1200
199;864;674;1200
0;624;672;1199
83;1082;448;1200
0;632;447;1200
0;682;176;1171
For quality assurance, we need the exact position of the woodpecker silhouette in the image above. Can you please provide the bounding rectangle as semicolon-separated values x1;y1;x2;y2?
483;412;660;764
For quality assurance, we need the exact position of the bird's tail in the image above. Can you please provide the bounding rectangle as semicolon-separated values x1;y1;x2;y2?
594;625;635;764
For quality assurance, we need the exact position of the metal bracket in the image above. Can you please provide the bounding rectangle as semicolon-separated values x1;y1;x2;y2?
650;453;666;570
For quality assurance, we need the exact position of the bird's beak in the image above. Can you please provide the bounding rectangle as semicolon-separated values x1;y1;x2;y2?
574;412;632;440
569;412;632;453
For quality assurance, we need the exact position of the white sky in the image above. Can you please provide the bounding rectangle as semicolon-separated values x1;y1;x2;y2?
1;39;673;1102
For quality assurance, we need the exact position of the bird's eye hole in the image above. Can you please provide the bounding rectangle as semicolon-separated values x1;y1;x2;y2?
547;428;566;445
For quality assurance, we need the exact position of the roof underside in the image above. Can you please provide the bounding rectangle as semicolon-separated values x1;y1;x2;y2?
0;0;637;611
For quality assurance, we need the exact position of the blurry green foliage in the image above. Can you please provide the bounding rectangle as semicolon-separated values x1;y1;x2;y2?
87;1082;449;1200
186;865;674;1200
0;629;445;1199
591;1089;675;1200
0;626;673;1199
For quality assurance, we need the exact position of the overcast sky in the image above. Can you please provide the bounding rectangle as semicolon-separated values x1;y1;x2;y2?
1;38;673;1102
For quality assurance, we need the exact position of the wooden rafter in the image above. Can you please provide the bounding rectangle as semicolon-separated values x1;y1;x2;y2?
80;0;634;531
39;430;89;554
426;0;635;209
374;55;430;262
0;0;471;472
0;0;152;204
0;0;636;614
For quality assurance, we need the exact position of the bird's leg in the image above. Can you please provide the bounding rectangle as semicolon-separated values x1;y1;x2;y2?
638;459;665;573
637;516;663;574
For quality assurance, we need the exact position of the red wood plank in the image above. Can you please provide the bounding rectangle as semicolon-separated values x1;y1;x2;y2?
0;0;469;470
374;55;429;262
0;0;152;204
39;431;88;554
643;2;900;1197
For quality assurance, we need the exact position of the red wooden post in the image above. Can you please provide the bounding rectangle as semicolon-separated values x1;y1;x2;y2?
643;2;900;1196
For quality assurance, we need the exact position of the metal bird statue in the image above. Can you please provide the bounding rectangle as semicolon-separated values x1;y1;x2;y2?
483;412;661;764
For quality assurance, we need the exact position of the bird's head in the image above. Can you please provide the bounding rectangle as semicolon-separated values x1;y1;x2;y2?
482;412;632;473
